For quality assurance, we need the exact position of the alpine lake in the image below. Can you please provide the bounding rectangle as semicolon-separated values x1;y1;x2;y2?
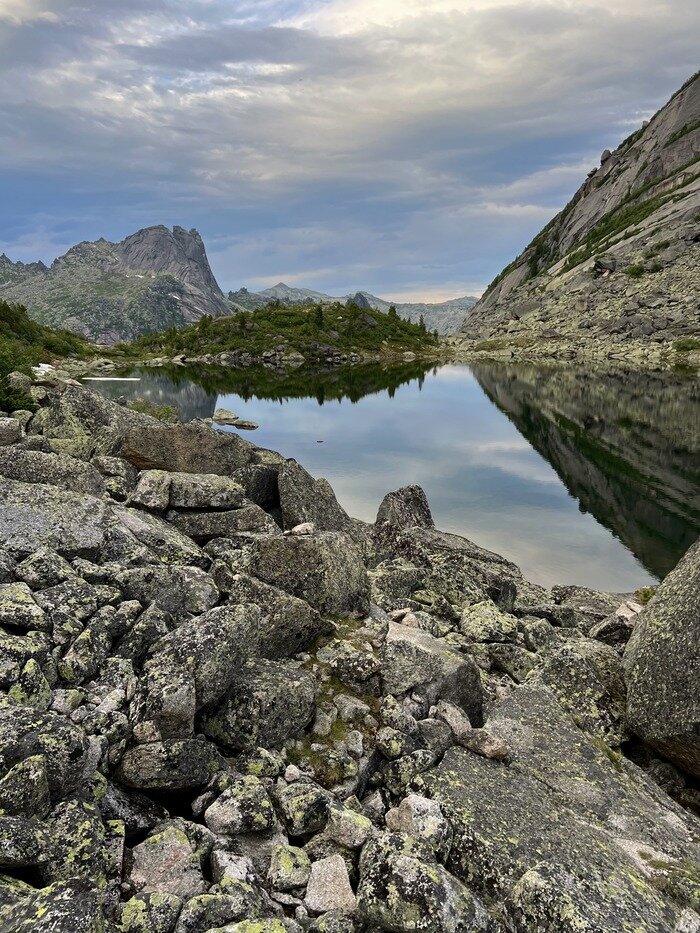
88;359;700;592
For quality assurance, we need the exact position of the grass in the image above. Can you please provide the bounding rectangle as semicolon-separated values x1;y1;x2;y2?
624;264;646;278
674;338;700;352
635;587;656;605
0;298;89;412
117;300;438;360
127;399;179;422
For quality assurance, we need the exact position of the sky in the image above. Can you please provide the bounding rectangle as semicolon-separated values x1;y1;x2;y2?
0;1;698;300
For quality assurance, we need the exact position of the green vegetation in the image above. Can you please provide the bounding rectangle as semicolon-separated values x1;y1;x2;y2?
666;118;700;146
624;264;646;278
674;338;700;353
635;587;657;605
119;300;438;360
0;299;88;411
127;398;179;422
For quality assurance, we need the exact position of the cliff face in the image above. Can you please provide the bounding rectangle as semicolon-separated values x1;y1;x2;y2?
458;72;700;356
0;226;228;344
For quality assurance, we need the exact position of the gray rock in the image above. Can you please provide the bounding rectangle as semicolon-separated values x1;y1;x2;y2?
112;505;208;566
278;460;353;535
268;843;310;891
0;447;105;495
275;782;331;836
0;815;50;867
357;831;489;932
116;739;223;790
0;879;106;932
380;621;483;725
0;582;48;631
167;504;278;542
116;566;219;621
121;893;183;933
376;485;434;530
204;777;275;835
130;825;206;900
119;420;257;475
459;599;519;643
248;532;370;617
305;854;356;914
624;538;700;776
384;794;452;859
131;470;246;511
0;417;21;446
15;548;76;589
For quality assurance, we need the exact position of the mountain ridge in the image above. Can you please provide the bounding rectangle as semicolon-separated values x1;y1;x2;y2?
456;71;700;363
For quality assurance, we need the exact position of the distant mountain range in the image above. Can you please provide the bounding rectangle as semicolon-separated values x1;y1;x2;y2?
0;227;477;343
0;226;228;344
229;284;478;335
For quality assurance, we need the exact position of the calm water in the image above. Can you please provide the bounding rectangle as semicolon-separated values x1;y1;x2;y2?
91;361;700;591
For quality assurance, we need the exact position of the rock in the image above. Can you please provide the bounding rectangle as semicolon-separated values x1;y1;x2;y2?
459;599;519;643
167;504;278;542
529;639;627;745
550;585;622;631
213;408;239;425
0;447;105;495
112;505;208;566
249;533;370;616
0;815;50;867
116;739;223;791
0;707;95;800
420;684;700;932
200;659;316;752
268;843;311;891
174;892;254;932
0;582;48;631
224;574;328;659
0;879;106;932
0;418;21;446
131;470;246;512
380;622;483;725
147;604;259;713
276;782;331;836
15;548;75;589
0;755;51;818
304;854;356;914
204;777;275;835
376;485;434;530
130;825;206;900
624;538;700;777
277;460;354;535
384;795;452;859
119;420;257;475
357;831;489;932
325;806;372;850
116;566;218;621
121;893;184;933
288;522;315;536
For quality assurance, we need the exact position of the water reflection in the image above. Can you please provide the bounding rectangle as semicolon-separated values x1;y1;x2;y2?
89;361;700;588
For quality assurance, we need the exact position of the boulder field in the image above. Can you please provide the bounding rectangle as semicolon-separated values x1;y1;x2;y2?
0;374;697;933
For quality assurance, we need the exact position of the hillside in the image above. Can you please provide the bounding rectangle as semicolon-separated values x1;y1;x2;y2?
120;300;438;360
229;283;477;335
457;71;700;363
0;226;228;344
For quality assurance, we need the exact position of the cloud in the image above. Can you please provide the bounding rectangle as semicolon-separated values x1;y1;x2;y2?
0;0;698;295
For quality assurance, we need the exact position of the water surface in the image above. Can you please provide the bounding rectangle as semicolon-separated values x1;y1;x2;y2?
93;361;700;590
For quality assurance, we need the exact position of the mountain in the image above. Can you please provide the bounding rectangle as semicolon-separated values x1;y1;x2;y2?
458;71;700;354
228;283;477;335
0;226;228;344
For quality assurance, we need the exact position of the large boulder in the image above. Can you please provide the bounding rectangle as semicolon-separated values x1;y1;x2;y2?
375;485;435;530
277;460;354;534
119;421;257;474
420;684;700;932
116;739;223;791
130;470;246;512
624;538;700;777
116;566;218;620
248;532;370;616
0;448;105;495
381;621;483;725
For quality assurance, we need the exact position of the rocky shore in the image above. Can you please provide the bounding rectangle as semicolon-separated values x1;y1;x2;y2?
0;369;698;932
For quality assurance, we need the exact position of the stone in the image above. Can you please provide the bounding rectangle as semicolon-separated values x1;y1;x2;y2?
304;854;356;914
119;420;257;474
0;815;50;867
384;794;452;859
15;548;76;590
268;843;311;891
112;505;208;566
0;582;48;630
420;684;700;932
249;532;370;616
529;639;627;745
0;447;104;495
130;826;206;900
0;755;51;818
459;599;519;643
278;460;354;535
167;504;278;542
204;777;275;835
357;832;489;932
276;782;331;836
375;485;434;530
131;470;246;511
200;658;316;752
624;538;700;776
0;879;106;932
226;574;328;659
174;893;254;933
325;806;372;850
116;566;218;621
116;739;222;791
0;418;21;446
121;893;184;933
380;622;483;725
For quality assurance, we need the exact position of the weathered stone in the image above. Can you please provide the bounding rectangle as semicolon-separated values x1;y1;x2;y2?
15;548;76;590
0;878;107;932
305;854;356;915
459;599;519;643
357;831;489;932
0;582;48;631
167;505;278;542
112;506;208;566
0;815;50;867
174;892;254;933
249;532;370;616
116;739;222;791
385;794;452;859
268;843;311;891
381;622;483;725
376;485;434;530
278;460;354;535
0;755;51;818
116;566;218;621
200;658;316;752
624;538;700;777
119;421;257;475
121;892;183;933
0;418;21;446
204;777;275;835
0;447;104;495
130;826;206;900
275;782;331;836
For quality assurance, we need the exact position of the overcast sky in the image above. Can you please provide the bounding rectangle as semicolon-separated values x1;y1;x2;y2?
0;0;697;299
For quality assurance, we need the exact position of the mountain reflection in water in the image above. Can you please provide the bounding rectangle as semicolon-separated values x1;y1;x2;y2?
90;361;700;587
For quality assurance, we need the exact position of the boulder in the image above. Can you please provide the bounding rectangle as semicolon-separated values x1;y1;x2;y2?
204;777;275;835
0;582;48;631
130;825;206;900
357;831;490;932
0;879;107;932
200;658;316;752
130;470;246;512
0;418;21;446
116;739;223;791
0;815;50;867
120;893;183;933
420;684;700;932
277;460;353;534
624;538;700;777
248;532;370;616
381;622;483;725
116;566;218;621
0;448;105;495
119;421;257;474
375;485;434;530
112;506;208;566
268;843;310;891
305;854;356;915
167;505;278;542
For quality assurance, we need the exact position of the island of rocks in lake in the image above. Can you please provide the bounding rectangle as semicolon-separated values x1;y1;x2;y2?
0;366;696;933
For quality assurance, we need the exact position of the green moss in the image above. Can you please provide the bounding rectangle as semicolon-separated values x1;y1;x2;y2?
634;587;656;605
674;337;700;352
126;398;179;422
590;734;624;772
624;264;646;279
